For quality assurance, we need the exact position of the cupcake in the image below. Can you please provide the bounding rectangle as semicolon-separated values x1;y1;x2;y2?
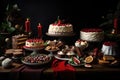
75;39;88;50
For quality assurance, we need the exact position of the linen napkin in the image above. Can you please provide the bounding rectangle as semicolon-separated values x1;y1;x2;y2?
52;59;76;80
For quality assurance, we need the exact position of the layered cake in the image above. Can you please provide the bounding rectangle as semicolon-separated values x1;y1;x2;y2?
48;18;73;35
75;39;88;50
25;39;44;48
80;28;104;42
12;34;28;49
5;49;14;57
101;41;117;56
13;49;23;58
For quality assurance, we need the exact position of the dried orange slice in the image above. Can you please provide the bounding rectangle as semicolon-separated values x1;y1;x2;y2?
84;56;93;63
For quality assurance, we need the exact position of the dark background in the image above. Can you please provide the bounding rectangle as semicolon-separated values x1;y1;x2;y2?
0;0;120;40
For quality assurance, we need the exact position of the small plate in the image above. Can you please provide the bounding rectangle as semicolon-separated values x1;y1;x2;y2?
68;60;85;67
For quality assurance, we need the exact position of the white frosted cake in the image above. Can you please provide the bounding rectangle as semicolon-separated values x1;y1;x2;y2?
80;28;104;42
101;41;116;56
48;19;73;35
25;39;44;48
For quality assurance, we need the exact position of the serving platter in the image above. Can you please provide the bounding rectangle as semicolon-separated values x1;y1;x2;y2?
21;54;52;66
46;33;75;37
45;48;60;52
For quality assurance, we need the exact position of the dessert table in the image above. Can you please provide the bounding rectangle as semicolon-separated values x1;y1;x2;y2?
0;60;120;80
1;33;120;80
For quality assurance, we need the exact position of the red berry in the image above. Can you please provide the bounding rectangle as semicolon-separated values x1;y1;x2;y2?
57;20;62;25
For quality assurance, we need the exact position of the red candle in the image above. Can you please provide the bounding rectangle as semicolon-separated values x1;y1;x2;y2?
37;23;42;38
114;18;118;29
25;18;30;32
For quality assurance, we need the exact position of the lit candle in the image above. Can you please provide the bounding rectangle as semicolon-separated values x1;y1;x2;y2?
25;18;30;32
37;23;42;38
111;29;115;34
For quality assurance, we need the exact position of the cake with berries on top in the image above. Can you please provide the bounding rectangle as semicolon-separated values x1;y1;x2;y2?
25;39;44;48
101;41;117;56
48;17;73;35
80;28;104;42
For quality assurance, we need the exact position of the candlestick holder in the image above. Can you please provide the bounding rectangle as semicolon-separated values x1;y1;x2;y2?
23;46;44;55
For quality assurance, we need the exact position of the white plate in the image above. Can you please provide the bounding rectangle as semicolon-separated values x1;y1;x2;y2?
54;55;71;61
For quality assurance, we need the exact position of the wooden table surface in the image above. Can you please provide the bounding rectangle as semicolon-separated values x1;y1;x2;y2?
0;62;120;80
0;62;120;72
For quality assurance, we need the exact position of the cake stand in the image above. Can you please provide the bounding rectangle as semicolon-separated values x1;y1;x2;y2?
46;33;75;37
46;33;75;45
45;49;59;57
23;46;44;55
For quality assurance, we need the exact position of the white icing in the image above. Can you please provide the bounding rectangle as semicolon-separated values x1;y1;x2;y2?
75;41;88;50
101;45;116;56
57;51;64;55
80;31;104;42
48;24;73;34
66;51;75;55
25;39;44;47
